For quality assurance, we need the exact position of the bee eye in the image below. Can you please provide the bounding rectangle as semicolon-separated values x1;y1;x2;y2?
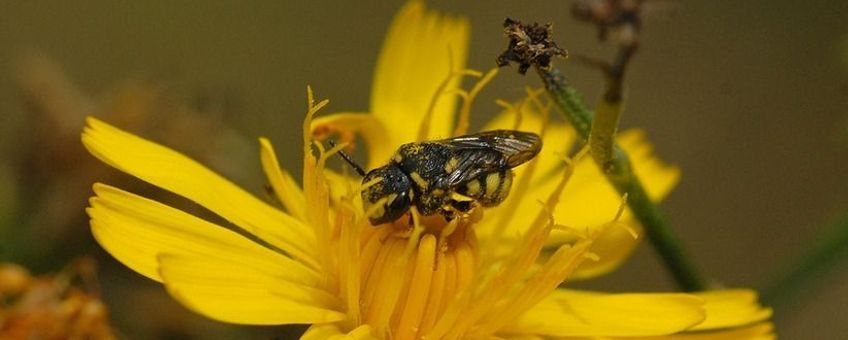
361;165;412;225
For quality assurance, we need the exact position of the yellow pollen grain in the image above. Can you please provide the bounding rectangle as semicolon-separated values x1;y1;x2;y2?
410;172;429;190
465;179;481;197
393;153;403;163
395;234;437;340
408;144;424;154
484;172;500;199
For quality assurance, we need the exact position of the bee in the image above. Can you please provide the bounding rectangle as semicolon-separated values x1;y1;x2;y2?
335;130;542;225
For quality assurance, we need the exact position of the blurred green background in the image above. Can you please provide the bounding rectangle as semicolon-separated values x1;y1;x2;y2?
1;0;846;338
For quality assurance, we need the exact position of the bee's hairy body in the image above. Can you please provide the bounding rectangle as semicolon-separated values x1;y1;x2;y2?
361;130;541;225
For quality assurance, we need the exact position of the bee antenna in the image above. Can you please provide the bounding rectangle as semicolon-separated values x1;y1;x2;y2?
328;139;367;177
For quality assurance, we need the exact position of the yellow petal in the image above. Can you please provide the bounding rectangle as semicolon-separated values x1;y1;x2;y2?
561;224;642;280
503;290;705;337
158;254;345;325
82;117;317;266
260;137;307;221
87;184;319;284
301;324;379;340
370;0;469;145
497;336;545;340
479;104;576;185
548;128;679;278
689;290;773;331
323;169;363;208
623;323;775;340
479;107;670;279
474;107;574;247
311;112;393;169
554;128;680;229
617;129;681;201
484;118;678;278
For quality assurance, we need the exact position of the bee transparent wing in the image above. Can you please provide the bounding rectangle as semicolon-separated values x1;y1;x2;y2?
442;130;542;167
444;149;505;186
440;130;542;186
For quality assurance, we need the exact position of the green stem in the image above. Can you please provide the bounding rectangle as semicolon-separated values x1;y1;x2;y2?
761;213;848;310
537;66;708;291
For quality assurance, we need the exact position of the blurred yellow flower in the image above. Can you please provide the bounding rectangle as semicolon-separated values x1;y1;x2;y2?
82;1;772;339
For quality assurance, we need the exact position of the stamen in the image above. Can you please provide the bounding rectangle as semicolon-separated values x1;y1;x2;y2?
424;243;476;340
495;99;522;132
327;140;367;177
301;86;336;289
616;221;639;239
415;248;448;336
360;227;391;287
476;238;594;337
612;192;628;217
524;86;550;116
336;199;362;327
447;140;585;338
395;234;437;340
362;237;405;332
453;68;499;136
488;95;552;243
584;252;601;261
303;86;330;159
417;47;483;141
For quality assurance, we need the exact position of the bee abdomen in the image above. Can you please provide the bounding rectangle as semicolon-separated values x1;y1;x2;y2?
458;170;514;207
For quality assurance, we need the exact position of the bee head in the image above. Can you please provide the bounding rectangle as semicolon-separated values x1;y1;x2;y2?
361;164;413;225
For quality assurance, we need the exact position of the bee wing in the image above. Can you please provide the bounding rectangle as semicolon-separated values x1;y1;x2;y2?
440;130;542;186
442;130;542;168
444;149;505;186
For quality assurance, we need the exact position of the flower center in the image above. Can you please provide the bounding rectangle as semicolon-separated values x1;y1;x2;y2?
358;215;479;340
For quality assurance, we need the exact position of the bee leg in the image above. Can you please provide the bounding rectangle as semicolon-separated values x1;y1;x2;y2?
437;216;460;255
378;213;414;242
395;217;416;238
396;207;423;240
443;209;456;222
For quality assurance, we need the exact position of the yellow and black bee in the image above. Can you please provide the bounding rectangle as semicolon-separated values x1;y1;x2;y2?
337;130;542;225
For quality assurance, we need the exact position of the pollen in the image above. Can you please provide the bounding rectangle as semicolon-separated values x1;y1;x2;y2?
407;144;424;155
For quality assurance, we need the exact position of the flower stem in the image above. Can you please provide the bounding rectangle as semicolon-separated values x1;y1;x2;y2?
761;212;848;311
536;66;708;292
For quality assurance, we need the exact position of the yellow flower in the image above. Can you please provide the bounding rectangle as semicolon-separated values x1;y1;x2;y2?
83;1;773;339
